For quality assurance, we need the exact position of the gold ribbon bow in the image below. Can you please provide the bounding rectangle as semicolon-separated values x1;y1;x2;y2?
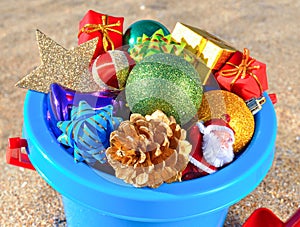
78;15;122;51
219;48;263;93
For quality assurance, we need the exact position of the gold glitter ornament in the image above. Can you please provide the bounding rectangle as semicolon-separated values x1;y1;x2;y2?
197;90;254;153
16;30;100;93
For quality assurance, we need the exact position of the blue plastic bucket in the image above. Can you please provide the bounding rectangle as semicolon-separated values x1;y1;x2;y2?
23;91;277;227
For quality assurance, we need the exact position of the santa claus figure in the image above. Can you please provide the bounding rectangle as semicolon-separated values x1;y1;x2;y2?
182;114;235;181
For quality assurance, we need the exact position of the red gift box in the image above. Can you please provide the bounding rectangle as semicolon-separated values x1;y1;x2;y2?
214;48;268;101
78;10;124;60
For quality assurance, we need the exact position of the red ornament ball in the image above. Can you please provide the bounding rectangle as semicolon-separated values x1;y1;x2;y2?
92;50;135;90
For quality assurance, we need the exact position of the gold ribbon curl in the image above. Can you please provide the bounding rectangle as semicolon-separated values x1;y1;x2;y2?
78;15;122;51
219;48;263;94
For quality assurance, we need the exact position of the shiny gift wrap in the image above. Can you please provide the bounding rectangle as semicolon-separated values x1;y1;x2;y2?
215;48;268;101
171;22;236;83
57;101;122;163
78;10;124;60
197;90;254;153
126;53;203;125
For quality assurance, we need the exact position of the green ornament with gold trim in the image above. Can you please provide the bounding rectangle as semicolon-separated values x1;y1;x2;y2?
129;29;195;64
125;53;203;125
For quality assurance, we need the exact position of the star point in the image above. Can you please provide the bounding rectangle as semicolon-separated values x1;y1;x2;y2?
16;30;100;93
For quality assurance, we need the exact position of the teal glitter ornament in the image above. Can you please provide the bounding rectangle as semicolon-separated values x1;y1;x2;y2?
123;20;170;49
125;53;203;125
57;101;122;164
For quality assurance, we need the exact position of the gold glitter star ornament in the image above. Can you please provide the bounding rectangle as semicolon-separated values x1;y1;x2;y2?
16;30;100;93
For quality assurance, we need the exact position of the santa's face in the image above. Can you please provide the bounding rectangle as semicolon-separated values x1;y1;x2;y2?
202;129;234;167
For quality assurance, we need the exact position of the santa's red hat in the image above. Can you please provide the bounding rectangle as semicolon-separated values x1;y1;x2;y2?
198;114;235;142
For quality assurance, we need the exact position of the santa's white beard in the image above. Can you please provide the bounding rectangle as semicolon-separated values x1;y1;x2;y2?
202;132;234;167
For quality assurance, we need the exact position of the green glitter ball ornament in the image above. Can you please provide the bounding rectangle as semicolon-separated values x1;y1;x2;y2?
125;53;203;125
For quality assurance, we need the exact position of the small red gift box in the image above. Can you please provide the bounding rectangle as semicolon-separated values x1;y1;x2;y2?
214;48;268;101
78;10;124;60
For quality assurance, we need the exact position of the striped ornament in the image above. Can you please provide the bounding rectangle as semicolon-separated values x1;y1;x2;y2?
92;50;135;90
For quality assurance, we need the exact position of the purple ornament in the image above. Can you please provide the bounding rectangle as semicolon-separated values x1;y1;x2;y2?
48;83;115;121
111;90;131;120
49;83;70;121
47;83;116;137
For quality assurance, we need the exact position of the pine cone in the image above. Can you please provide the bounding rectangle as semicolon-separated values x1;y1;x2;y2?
106;110;192;188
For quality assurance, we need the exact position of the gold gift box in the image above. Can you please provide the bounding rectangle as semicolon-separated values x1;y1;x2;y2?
171;22;236;74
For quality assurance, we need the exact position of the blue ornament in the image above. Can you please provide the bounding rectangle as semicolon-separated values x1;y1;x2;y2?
57;100;122;164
